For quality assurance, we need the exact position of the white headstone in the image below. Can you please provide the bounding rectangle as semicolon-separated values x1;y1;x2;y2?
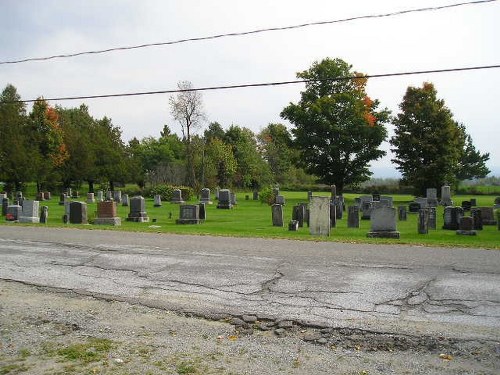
309;196;330;236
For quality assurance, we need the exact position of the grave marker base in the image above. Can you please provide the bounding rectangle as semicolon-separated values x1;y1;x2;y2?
367;231;400;239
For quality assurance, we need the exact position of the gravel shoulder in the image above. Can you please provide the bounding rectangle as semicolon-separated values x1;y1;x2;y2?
1;280;499;375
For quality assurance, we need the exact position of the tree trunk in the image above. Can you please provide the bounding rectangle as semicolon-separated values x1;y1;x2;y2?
88;180;94;194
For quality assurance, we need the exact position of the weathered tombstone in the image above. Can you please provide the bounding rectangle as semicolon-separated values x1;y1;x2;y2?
126;196;149;222
58;193;67;205
275;195;285;205
440;185;453;206
470;198;477;207
288;220;299;231
6;205;22;221
200;188;212;204
442;207;464;230
398;205;407;221
253;191;259;201
65;188;72;198
198;203;206;222
471;208;483;230
427;207;437;230
408;202;421;213
105;190;113;201
217;189;232;209
299;203;310;227
461;200;471;212
113;190;122;203
367;207;400;239
69;202;88;224
456;216;476;236
40;206;48;224
87;193;95;204
329;202;337;228
347;205;360;228
94;201;121;226
477;207;496;225
361;201;372;220
378;199;392;209
36;192;45;201
330;185;337;201
359;196;373;210
292;204;306;228
43;192;51;200
2;197;9;216
63;201;71;223
418;209;429;234
230;192;237;206
154;194;162;207
272;204;284;227
19;200;40;223
121;194;129;206
171;189;184;204
176;204;201;224
425;188;438;207
309;196;330;236
415;197;428;209
97;190;104;202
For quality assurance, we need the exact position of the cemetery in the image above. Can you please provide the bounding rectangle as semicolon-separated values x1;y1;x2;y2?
1;188;499;249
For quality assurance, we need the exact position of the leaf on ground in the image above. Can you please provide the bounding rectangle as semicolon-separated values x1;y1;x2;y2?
439;353;453;360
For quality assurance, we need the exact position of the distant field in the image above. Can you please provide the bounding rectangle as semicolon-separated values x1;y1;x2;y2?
3;191;499;250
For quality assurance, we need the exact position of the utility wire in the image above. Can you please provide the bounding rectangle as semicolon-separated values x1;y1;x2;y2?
0;0;496;65
9;64;500;104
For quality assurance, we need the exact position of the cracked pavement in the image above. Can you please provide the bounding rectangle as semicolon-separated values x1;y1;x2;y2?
1;226;499;341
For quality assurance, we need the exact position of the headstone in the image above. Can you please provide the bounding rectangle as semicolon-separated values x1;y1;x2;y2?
71;190;79;199
176;204;201;224
171;189;184;204
367;207;400;238
253;191;259;201
329;203;337;228
477;207;496;225
471;208;483;230
19;200;40;223
217;189;233;209
200;188;212;204
69;202;88;224
94;201;121;226
198;203;206;222
121;194;129;206
65;188;72;198
330;185;337;200
359;196;373;210
230;192;237;206
105;190;113;201
58;193;67;205
347;205;360;228
309;196;330;236
87;193;95;204
470;198;477;207
461;200;471;212
307;191;313;201
456;216;476;236
36;192;45;201
427;207;437;230
215;187;220;200
440;185;453;206
154;194;162;207
299;203;310;227
2;197;9;216
292;204;306;228
43;192;51;200
378;199;392;209
6;205;22;221
408;202;421;213
361;201;372;220
97;190;104;202
415;197;428;209
126;196;149;222
426;188;438;207
113;190;122;203
442;206;463;230
398;205;407;221
272;204;284;227
275;195;285;205
418;209;429;234
288;220;299;231
40;206;48;223
15;191;23;201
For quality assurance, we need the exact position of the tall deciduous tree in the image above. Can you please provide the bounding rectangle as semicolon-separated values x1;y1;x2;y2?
455;124;490;181
390;82;488;195
281;58;390;193
169;81;206;187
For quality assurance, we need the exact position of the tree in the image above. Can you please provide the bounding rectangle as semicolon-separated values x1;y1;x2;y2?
390;82;486;195
169;81;206;187
455;124;490;181
0;84;32;192
281;58;390;193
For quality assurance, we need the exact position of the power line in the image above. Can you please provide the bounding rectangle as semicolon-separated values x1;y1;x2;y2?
8;64;500;104
0;0;496;66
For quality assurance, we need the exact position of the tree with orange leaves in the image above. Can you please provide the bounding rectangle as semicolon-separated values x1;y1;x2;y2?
281;58;390;193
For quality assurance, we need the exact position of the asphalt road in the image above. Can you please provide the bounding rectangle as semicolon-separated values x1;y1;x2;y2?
1;226;499;341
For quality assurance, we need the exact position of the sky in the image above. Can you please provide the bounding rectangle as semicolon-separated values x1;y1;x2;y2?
1;0;499;177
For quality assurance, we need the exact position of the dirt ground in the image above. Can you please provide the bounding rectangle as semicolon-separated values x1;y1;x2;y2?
0;280;499;374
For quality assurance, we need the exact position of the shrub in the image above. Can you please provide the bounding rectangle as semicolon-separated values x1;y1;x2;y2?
147;184;194;201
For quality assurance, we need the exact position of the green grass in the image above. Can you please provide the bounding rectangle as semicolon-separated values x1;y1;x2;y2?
3;191;499;249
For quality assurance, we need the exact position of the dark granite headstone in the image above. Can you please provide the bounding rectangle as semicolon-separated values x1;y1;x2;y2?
347;205;359;228
40;206;48;224
272;204;284;227
427;207;437;230
69;202;88;224
461;200;471;212
176;204;200;224
329;203;336;228
418;209;429;234
198;203;206;222
457;216;476;235
471;208;483;230
2;197;9;216
398;205;407;221
409;202;421;213
288;220;299;231
6;205;22;221
217;189;232;209
292;204;306;228
126;196;149;222
443;206;464;230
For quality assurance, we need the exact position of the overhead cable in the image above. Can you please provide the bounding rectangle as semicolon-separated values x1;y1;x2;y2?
7;64;500;104
0;0;496;65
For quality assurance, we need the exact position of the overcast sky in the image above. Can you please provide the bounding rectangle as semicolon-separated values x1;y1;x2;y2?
1;0;499;177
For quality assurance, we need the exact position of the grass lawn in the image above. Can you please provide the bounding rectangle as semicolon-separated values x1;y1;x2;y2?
2;191;499;249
